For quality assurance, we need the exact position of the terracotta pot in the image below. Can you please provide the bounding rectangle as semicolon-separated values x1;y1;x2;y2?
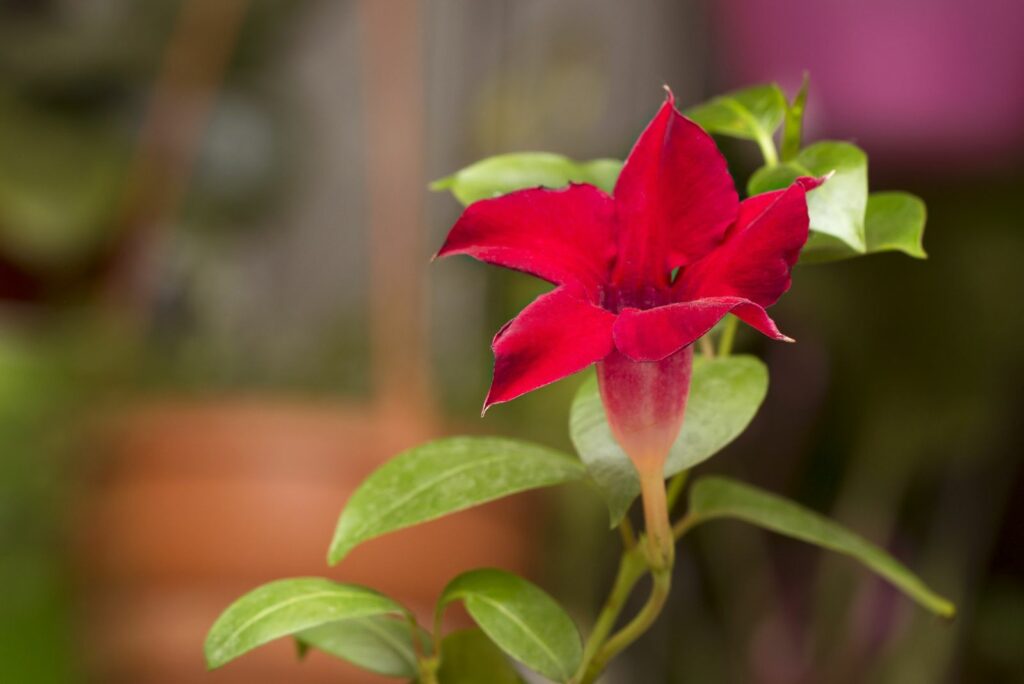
73;398;539;683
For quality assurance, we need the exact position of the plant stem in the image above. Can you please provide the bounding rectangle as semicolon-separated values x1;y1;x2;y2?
755;130;780;167
403;610;439;684
718;315;739;357
581;568;672;683
666;470;690;512
673;512;700;540
576;511;703;682
417;656;440;684
574;473;683;682
576;470;676;683
618;517;637;550
574;547;648;682
639;467;674;571
699;335;715;358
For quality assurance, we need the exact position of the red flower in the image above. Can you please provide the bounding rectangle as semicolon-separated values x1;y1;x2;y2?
438;91;820;470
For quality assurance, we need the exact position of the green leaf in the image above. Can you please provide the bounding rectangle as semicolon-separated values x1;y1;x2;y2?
863;191;927;259
685;83;787;152
205;578;406;670
296;615;427;678
438;569;582;682
781;190;927;264
570;355;769;525
329;437;585;564
748;141;869;255
436;629;524;684
431;152;622;206
687;477;956;618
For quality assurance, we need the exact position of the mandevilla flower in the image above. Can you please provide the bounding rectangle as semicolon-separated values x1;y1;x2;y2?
437;91;821;505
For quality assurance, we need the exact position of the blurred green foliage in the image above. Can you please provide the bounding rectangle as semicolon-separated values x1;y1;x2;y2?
0;333;76;683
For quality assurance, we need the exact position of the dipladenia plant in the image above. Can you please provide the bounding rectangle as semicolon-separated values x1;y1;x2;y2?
205;81;947;683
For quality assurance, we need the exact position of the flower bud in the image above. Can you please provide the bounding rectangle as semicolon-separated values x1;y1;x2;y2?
596;346;693;473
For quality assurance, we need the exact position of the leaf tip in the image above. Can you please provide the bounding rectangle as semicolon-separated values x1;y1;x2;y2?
429;176;455;191
203;648;224;671
936;599;957;621
326;542;346;567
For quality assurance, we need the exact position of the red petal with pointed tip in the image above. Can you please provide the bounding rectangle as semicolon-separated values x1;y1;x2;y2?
613;297;790;361
612;92;739;289
485;288;617;410
675;177;823;307
437;184;616;300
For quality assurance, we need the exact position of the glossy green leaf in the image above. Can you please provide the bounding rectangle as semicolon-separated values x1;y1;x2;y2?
329;437;584;564
296;615;426;678
748;141;869;255
782;190;927;264
570;355;769;526
431;152;622;206
205;578;406;669
863;191;927;258
438;569;582;682
688;477;956;618
436;629;524;684
685;83;787;148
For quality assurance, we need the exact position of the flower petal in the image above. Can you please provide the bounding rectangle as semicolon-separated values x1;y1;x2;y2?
676;177;824;307
485;288;617;411
613;297;790;361
437;184;616;299
612;90;739;288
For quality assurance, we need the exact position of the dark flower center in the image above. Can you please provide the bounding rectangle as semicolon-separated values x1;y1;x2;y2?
600;282;673;313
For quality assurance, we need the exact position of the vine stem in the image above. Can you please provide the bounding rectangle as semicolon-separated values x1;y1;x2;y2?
618;516;637;550
580;568;672;684
754;129;779;167
573;497;704;682
417;657;440;684
402;609;439;684
666;470;690;512
673;512;700;540
573;546;648;682
717;315;739;357
639;466;675;571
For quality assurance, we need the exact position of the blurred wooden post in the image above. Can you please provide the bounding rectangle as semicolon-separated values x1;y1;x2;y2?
107;0;250;309
358;0;434;420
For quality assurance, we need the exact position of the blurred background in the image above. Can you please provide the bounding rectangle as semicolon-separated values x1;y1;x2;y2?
1;0;1022;682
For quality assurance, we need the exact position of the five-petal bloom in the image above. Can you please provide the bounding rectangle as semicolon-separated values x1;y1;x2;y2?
437;91;821;472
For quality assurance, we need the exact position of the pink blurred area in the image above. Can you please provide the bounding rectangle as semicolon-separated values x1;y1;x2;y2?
715;0;1024;166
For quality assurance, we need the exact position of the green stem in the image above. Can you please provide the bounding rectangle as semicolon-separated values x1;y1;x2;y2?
404;610;439;684
417;656;440;684
581;569;672;683
754;129;779;167
718;315;739;357
574;547;648;682
699;335;715;358
573;475;684;682
673;512;700;540
618;517;637;551
666;470;690;512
